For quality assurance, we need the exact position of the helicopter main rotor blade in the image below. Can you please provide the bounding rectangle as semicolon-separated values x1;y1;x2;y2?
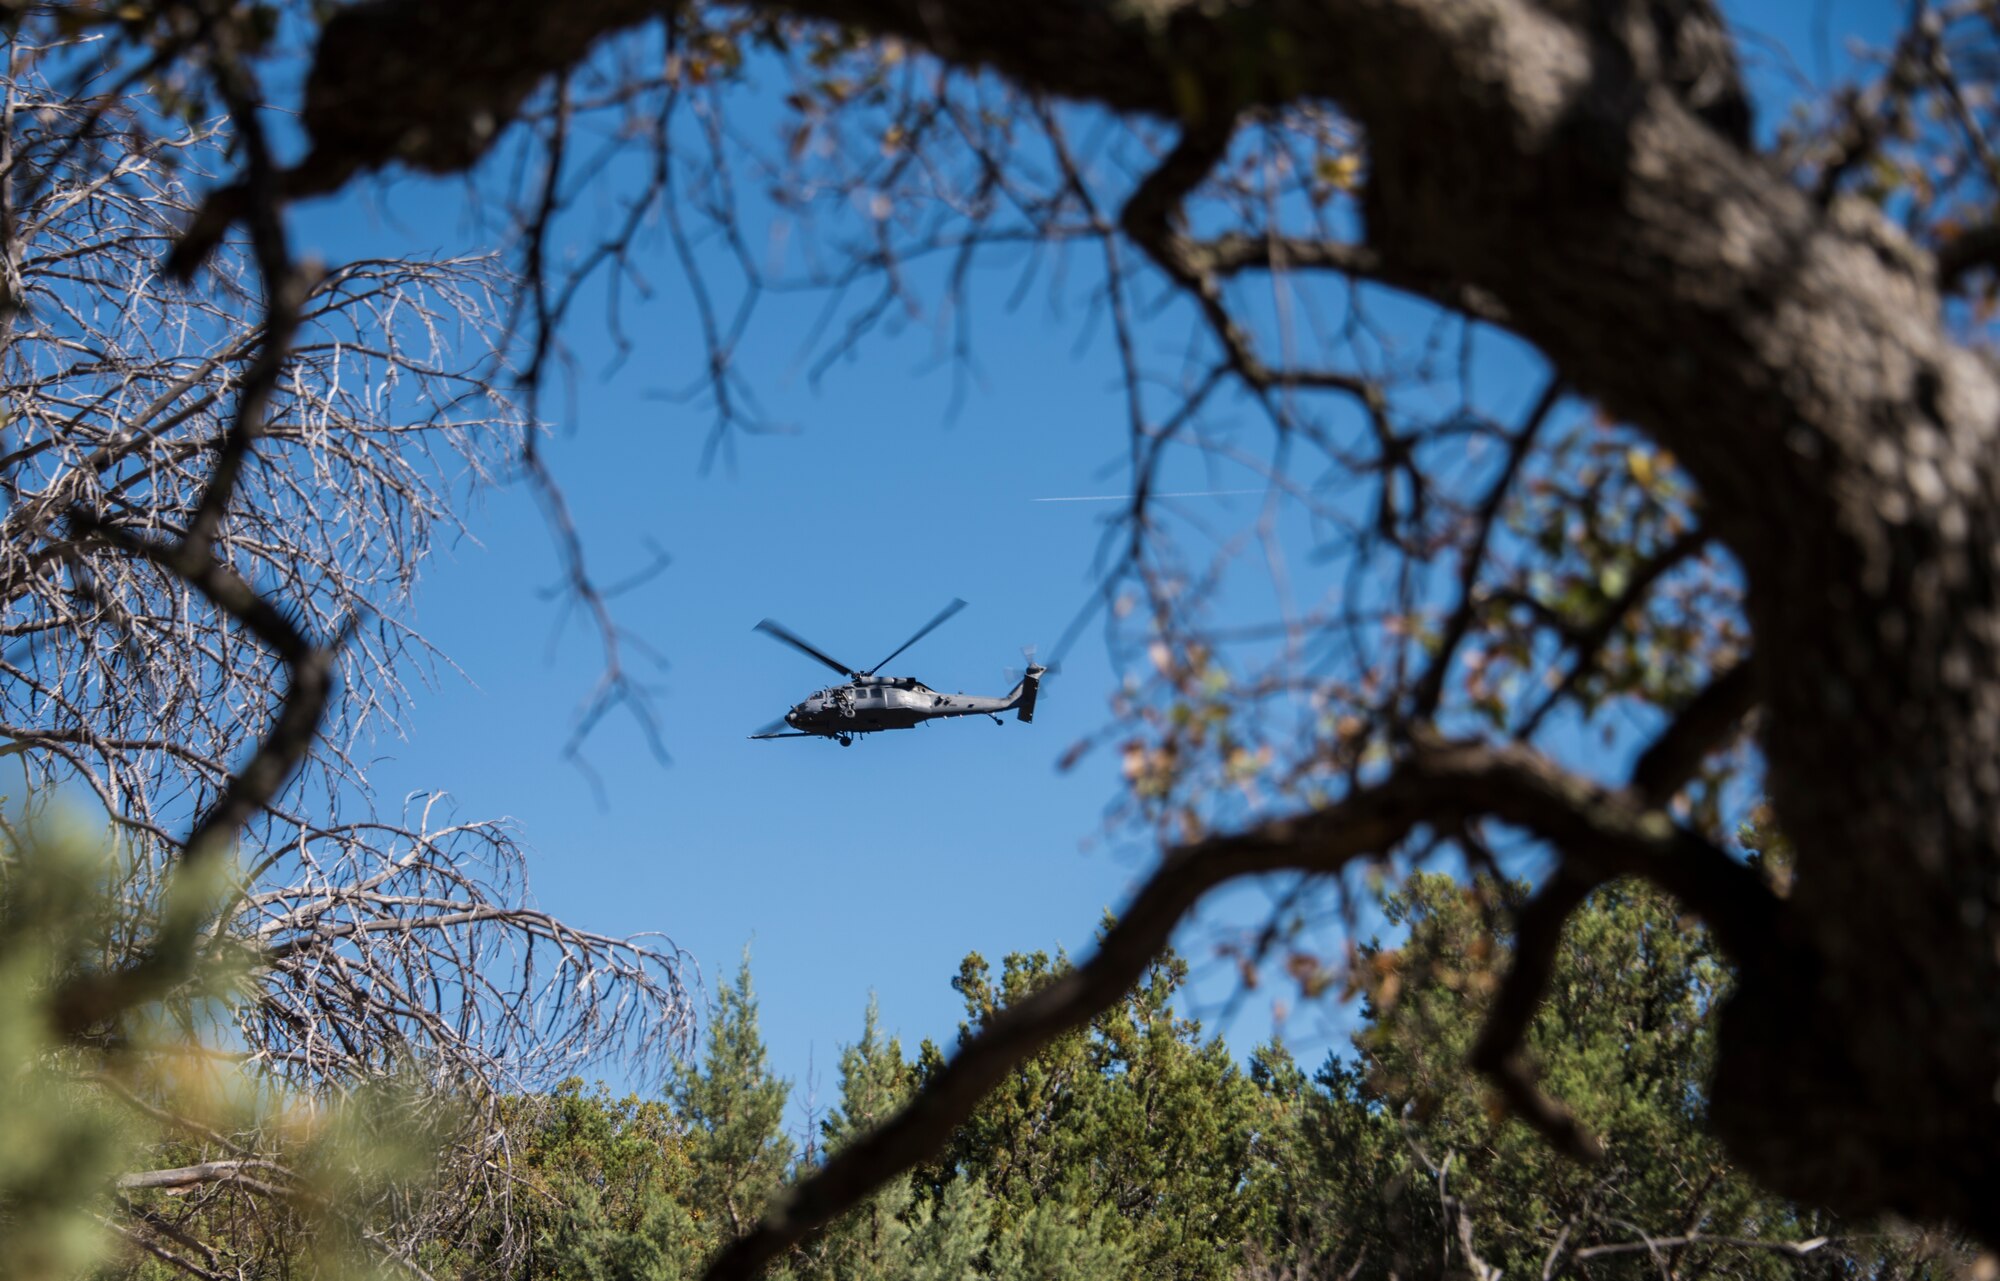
865;597;968;674
754;619;859;678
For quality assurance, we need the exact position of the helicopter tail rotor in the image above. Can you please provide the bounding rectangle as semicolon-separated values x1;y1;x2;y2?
1006;643;1063;686
1001;646;1050;723
1012;664;1045;723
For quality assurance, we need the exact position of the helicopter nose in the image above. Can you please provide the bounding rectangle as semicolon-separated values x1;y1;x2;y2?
785;709;799;727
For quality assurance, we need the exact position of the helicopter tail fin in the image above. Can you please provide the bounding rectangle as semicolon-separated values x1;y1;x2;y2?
1012;666;1044;723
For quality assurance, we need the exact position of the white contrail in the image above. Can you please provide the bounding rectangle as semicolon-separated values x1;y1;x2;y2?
1031;488;1265;503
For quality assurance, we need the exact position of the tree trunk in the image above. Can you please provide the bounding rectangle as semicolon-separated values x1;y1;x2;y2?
1346;15;2000;1235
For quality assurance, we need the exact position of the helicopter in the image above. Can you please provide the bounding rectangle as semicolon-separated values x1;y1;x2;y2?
748;598;1045;746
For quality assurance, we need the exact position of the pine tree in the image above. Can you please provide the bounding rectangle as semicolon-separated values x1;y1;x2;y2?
1081;943;1263;1280
902;1176;992;1281
822;996;913;1150
482;1081;705;1281
984;1197;1130;1281
465;889;1967;1281
806;997;916;1281
673;954;795;1248
916;934;1266;1281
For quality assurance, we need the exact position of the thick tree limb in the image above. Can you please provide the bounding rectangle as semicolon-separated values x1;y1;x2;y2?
1629;659;1758;805
1469;868;1606;1164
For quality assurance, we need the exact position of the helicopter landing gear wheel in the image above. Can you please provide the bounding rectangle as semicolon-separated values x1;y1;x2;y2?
838;734;853;747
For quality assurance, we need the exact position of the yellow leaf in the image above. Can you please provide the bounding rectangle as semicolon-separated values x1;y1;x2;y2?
1626;446;1654;488
1315;152;1361;192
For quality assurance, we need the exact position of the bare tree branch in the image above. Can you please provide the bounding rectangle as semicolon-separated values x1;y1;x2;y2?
116;1160;290;1192
1573;1233;1833;1261
1407;376;1563;724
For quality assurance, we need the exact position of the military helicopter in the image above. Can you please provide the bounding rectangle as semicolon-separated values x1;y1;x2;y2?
748;598;1045;746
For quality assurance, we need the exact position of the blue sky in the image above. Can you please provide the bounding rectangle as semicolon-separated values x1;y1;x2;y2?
281;0;1902;1119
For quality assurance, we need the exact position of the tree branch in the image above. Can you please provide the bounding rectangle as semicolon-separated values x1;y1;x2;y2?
1118;118;1390;409
1629;659;1758;806
1809;4;1935;205
116;1160;289;1192
43;51;336;1038
1469;867;1606;1163
97;1215;231;1281
1190;232;1513;326
1935;220;2000;292
64;514;339;869
1516;527;1711;739
1407;377;1563;724
1573;1234;1831;1261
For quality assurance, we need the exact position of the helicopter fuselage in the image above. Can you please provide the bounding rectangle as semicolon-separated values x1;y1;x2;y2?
781;675;1030;739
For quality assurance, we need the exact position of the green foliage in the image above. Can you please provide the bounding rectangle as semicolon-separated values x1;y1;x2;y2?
1248;872;1964;1281
913;931;1268;1281
181;886;1958;1281
1330;873;1761;1280
675;955;795;1244
806;998;915;1281
823;996;913;1153
475;1082;703;1281
985;1198;1131;1281
0;831;139;1281
0;820;458;1281
900;1176;991;1281
479;957;796;1281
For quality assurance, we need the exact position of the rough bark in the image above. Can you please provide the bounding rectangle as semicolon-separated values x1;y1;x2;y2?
281;0;2000;1251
